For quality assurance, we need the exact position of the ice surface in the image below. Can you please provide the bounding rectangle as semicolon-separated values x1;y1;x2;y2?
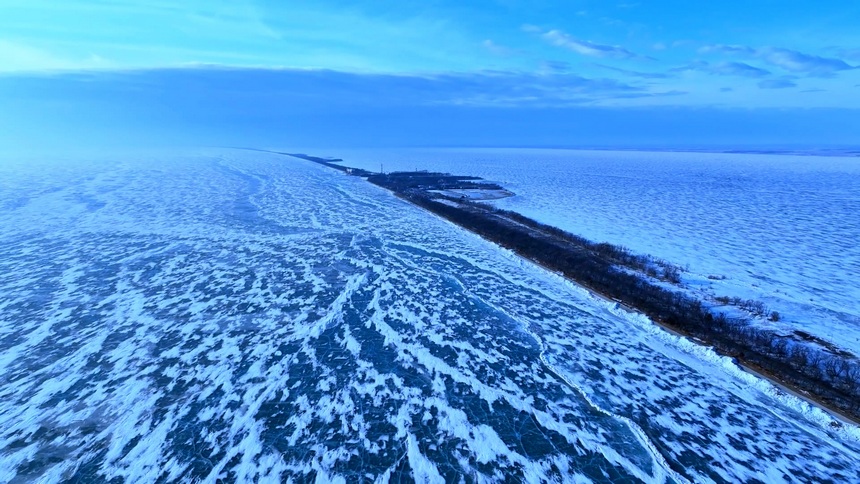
336;148;860;357
1;150;858;482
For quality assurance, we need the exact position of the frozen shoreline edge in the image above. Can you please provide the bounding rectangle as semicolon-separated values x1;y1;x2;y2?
275;149;860;430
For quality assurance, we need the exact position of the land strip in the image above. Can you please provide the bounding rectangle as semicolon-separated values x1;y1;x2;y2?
282;151;860;424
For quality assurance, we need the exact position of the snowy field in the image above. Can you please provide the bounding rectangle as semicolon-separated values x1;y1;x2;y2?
1;149;859;482
336;148;860;357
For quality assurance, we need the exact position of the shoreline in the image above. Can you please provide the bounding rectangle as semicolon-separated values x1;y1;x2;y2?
278;150;860;427
513;244;860;427
523;237;860;428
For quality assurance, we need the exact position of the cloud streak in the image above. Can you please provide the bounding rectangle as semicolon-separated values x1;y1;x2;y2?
702;44;855;77
137;66;648;107
0;40;112;72
710;61;770;78
482;40;521;57
593;64;670;79
672;60;770;78
758;78;797;89
759;48;853;77
527;26;643;59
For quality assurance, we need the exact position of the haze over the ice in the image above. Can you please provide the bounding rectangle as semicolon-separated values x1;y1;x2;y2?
1;0;859;152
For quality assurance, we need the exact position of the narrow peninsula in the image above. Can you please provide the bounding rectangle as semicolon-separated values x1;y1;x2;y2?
284;151;860;424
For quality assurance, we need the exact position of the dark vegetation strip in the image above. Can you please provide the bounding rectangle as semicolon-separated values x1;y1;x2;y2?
285;152;860;423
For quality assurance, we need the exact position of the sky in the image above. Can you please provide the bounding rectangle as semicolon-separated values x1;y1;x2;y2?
1;0;859;151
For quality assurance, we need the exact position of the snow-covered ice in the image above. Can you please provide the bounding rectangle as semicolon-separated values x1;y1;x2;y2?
1;149;858;482
337;147;860;357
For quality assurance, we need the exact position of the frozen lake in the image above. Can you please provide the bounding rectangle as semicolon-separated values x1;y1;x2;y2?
337;148;860;356
1;150;858;482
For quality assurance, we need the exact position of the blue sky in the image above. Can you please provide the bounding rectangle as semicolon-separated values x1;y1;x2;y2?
2;1;859;150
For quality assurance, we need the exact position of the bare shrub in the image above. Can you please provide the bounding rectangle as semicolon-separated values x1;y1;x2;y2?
662;266;682;284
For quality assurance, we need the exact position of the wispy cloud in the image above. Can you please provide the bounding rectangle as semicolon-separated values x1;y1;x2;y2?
0;40;111;72
758;78;797;89
593;64;670;79
0;1;503;74
482;40;520;57
673;60;770;78
527;26;643;59
539;60;573;73
609;89;687;99
759;48;853;77
65;65;641;108
701;44;854;77
431;69;643;106
700;44;755;55
544;30;639;58
836;48;860;61
710;61;770;78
